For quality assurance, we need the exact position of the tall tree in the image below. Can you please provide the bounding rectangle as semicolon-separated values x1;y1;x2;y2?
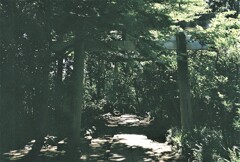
67;31;86;159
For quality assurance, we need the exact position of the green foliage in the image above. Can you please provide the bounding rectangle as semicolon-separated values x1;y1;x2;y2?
189;9;240;147
193;11;240;53
228;147;240;162
171;127;229;161
169;0;209;22
0;0;239;160
233;108;240;131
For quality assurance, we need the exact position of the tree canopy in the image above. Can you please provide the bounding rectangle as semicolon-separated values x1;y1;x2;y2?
0;0;239;161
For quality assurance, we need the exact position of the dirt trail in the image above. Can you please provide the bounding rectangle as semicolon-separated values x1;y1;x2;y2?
2;114;180;162
80;114;180;161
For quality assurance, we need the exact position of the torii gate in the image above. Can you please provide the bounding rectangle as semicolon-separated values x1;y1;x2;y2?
53;31;208;145
169;32;208;132
160;32;208;132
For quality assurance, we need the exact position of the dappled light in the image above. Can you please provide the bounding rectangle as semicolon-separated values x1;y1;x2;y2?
110;134;174;161
1;0;240;161
79;113;179;161
103;114;152;127
3;139;66;161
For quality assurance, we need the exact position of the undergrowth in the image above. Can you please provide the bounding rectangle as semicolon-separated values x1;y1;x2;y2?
169;127;240;162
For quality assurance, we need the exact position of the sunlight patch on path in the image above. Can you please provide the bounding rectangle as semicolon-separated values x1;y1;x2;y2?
103;113;151;127
80;135;113;161
109;134;173;161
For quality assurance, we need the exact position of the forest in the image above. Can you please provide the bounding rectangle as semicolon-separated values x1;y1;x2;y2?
0;0;239;161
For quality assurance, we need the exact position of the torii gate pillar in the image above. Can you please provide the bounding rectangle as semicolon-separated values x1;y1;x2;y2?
176;32;193;132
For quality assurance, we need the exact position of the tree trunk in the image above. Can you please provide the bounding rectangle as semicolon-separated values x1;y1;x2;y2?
67;35;86;160
0;0;18;152
101;60;106;96
96;56;101;101
55;53;64;136
113;62;119;106
176;32;193;132
0;48;2;154
24;52;50;160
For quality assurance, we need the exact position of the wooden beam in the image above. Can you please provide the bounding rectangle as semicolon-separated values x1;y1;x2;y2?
156;34;208;50
85;40;136;51
51;32;208;53
51;40;135;52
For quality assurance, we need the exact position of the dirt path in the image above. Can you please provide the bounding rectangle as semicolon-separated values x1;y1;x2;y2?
2;114;180;162
80;114;180;161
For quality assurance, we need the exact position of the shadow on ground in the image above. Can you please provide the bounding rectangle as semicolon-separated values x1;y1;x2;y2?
1;113;181;162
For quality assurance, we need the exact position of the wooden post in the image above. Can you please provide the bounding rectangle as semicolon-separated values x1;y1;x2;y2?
176;32;193;132
69;34;86;150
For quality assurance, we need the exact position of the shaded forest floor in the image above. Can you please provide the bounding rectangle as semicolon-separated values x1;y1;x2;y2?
2;113;181;162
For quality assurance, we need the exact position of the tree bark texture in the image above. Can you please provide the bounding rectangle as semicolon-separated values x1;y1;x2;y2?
69;36;86;148
0;0;17;152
